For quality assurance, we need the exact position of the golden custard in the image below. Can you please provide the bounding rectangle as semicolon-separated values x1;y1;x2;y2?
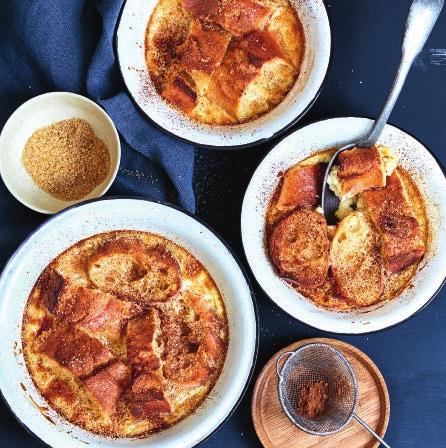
145;0;305;125
266;147;428;311
22;231;228;437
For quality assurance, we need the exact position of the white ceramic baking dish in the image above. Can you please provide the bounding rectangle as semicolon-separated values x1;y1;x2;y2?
0;197;258;447
116;0;331;148
242;117;446;334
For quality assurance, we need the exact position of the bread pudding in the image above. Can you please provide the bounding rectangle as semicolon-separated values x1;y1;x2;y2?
145;0;305;125
266;146;428;311
22;231;228;437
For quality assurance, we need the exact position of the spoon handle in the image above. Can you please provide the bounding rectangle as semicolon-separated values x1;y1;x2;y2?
358;0;444;148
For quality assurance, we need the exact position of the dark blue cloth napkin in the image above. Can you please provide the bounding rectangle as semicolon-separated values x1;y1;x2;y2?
0;0;196;266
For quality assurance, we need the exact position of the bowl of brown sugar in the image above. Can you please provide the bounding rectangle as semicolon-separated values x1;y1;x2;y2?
0;92;120;214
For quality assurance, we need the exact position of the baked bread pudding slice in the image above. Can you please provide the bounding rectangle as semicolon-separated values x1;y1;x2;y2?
276;163;326;211
328;145;398;199
358;170;426;273
269;209;330;289
207;31;295;121
331;211;385;306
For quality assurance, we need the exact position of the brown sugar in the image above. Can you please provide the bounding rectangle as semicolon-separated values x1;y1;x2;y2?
22;118;110;201
296;379;329;419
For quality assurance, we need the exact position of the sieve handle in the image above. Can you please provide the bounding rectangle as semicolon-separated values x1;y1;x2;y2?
275;351;295;381
353;414;391;448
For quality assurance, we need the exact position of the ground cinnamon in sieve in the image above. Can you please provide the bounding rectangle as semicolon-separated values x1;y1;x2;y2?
296;379;329;419
22;118;110;201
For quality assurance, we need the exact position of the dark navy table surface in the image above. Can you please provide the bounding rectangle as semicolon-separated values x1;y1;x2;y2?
1;0;445;446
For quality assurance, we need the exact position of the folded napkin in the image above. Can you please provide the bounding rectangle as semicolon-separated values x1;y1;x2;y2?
0;0;196;265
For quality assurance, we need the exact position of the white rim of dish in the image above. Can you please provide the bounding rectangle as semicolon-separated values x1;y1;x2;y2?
241;117;446;334
0;197;258;447
0;92;121;214
116;0;331;148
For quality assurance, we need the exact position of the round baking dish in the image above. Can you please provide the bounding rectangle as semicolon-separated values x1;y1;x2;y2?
241;117;446;334
116;0;331;148
0;197;258;448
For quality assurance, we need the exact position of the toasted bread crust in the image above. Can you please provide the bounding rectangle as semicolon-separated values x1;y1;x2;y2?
269;209;330;288
84;361;130;414
162;75;198;113
360;170;425;273
87;238;181;303
337;146;385;198
183;0;271;36
277;163;326;210
41;327;114;378
331;212;385;306
179;21;230;75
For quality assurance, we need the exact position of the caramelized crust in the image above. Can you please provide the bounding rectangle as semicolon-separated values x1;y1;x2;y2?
130;373;171;419
84;361;130;414
179;21;231;74
162;75;198;113
206;45;258;116
183;0;221;18
269;209;330;288
127;310;161;374
239;30;289;68
39;269;67;314
58;287;142;335
206;31;294;120
42;327;113;378
87;238;181;303
266;149;428;311
360;171;426;273
183;0;271;36
337;146;386;198
331;212;385;306
277;163;326;210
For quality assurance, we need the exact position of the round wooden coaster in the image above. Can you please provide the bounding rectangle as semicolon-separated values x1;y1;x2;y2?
252;338;390;448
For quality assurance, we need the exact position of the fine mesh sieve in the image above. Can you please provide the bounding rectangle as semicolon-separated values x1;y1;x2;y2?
276;343;391;447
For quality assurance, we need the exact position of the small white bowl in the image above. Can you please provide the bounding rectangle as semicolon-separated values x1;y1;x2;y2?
116;0;331;148
241;117;446;334
0;92;121;214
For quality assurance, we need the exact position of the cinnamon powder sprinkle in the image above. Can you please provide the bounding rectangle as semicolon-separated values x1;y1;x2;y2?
296;379;329;419
22;118;110;201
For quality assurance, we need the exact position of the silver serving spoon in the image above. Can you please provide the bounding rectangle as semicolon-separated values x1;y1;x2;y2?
322;0;444;224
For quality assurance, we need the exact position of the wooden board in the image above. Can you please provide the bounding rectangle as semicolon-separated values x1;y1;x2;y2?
252;338;390;448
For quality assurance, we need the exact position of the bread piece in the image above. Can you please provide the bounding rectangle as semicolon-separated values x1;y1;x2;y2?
130;372;171;419
42;327;113;378
269;209;330;288
87;238;181;303
268;4;305;69
359;170;425;273
330;147;386;199
127;309;161;374
179;21;231;75
183;0;271;36
84;361;130;414
38;268;68;314
331;212;385;306
277;163;326;210
58;287;141;336
162;74;198;113
206;32;295;121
